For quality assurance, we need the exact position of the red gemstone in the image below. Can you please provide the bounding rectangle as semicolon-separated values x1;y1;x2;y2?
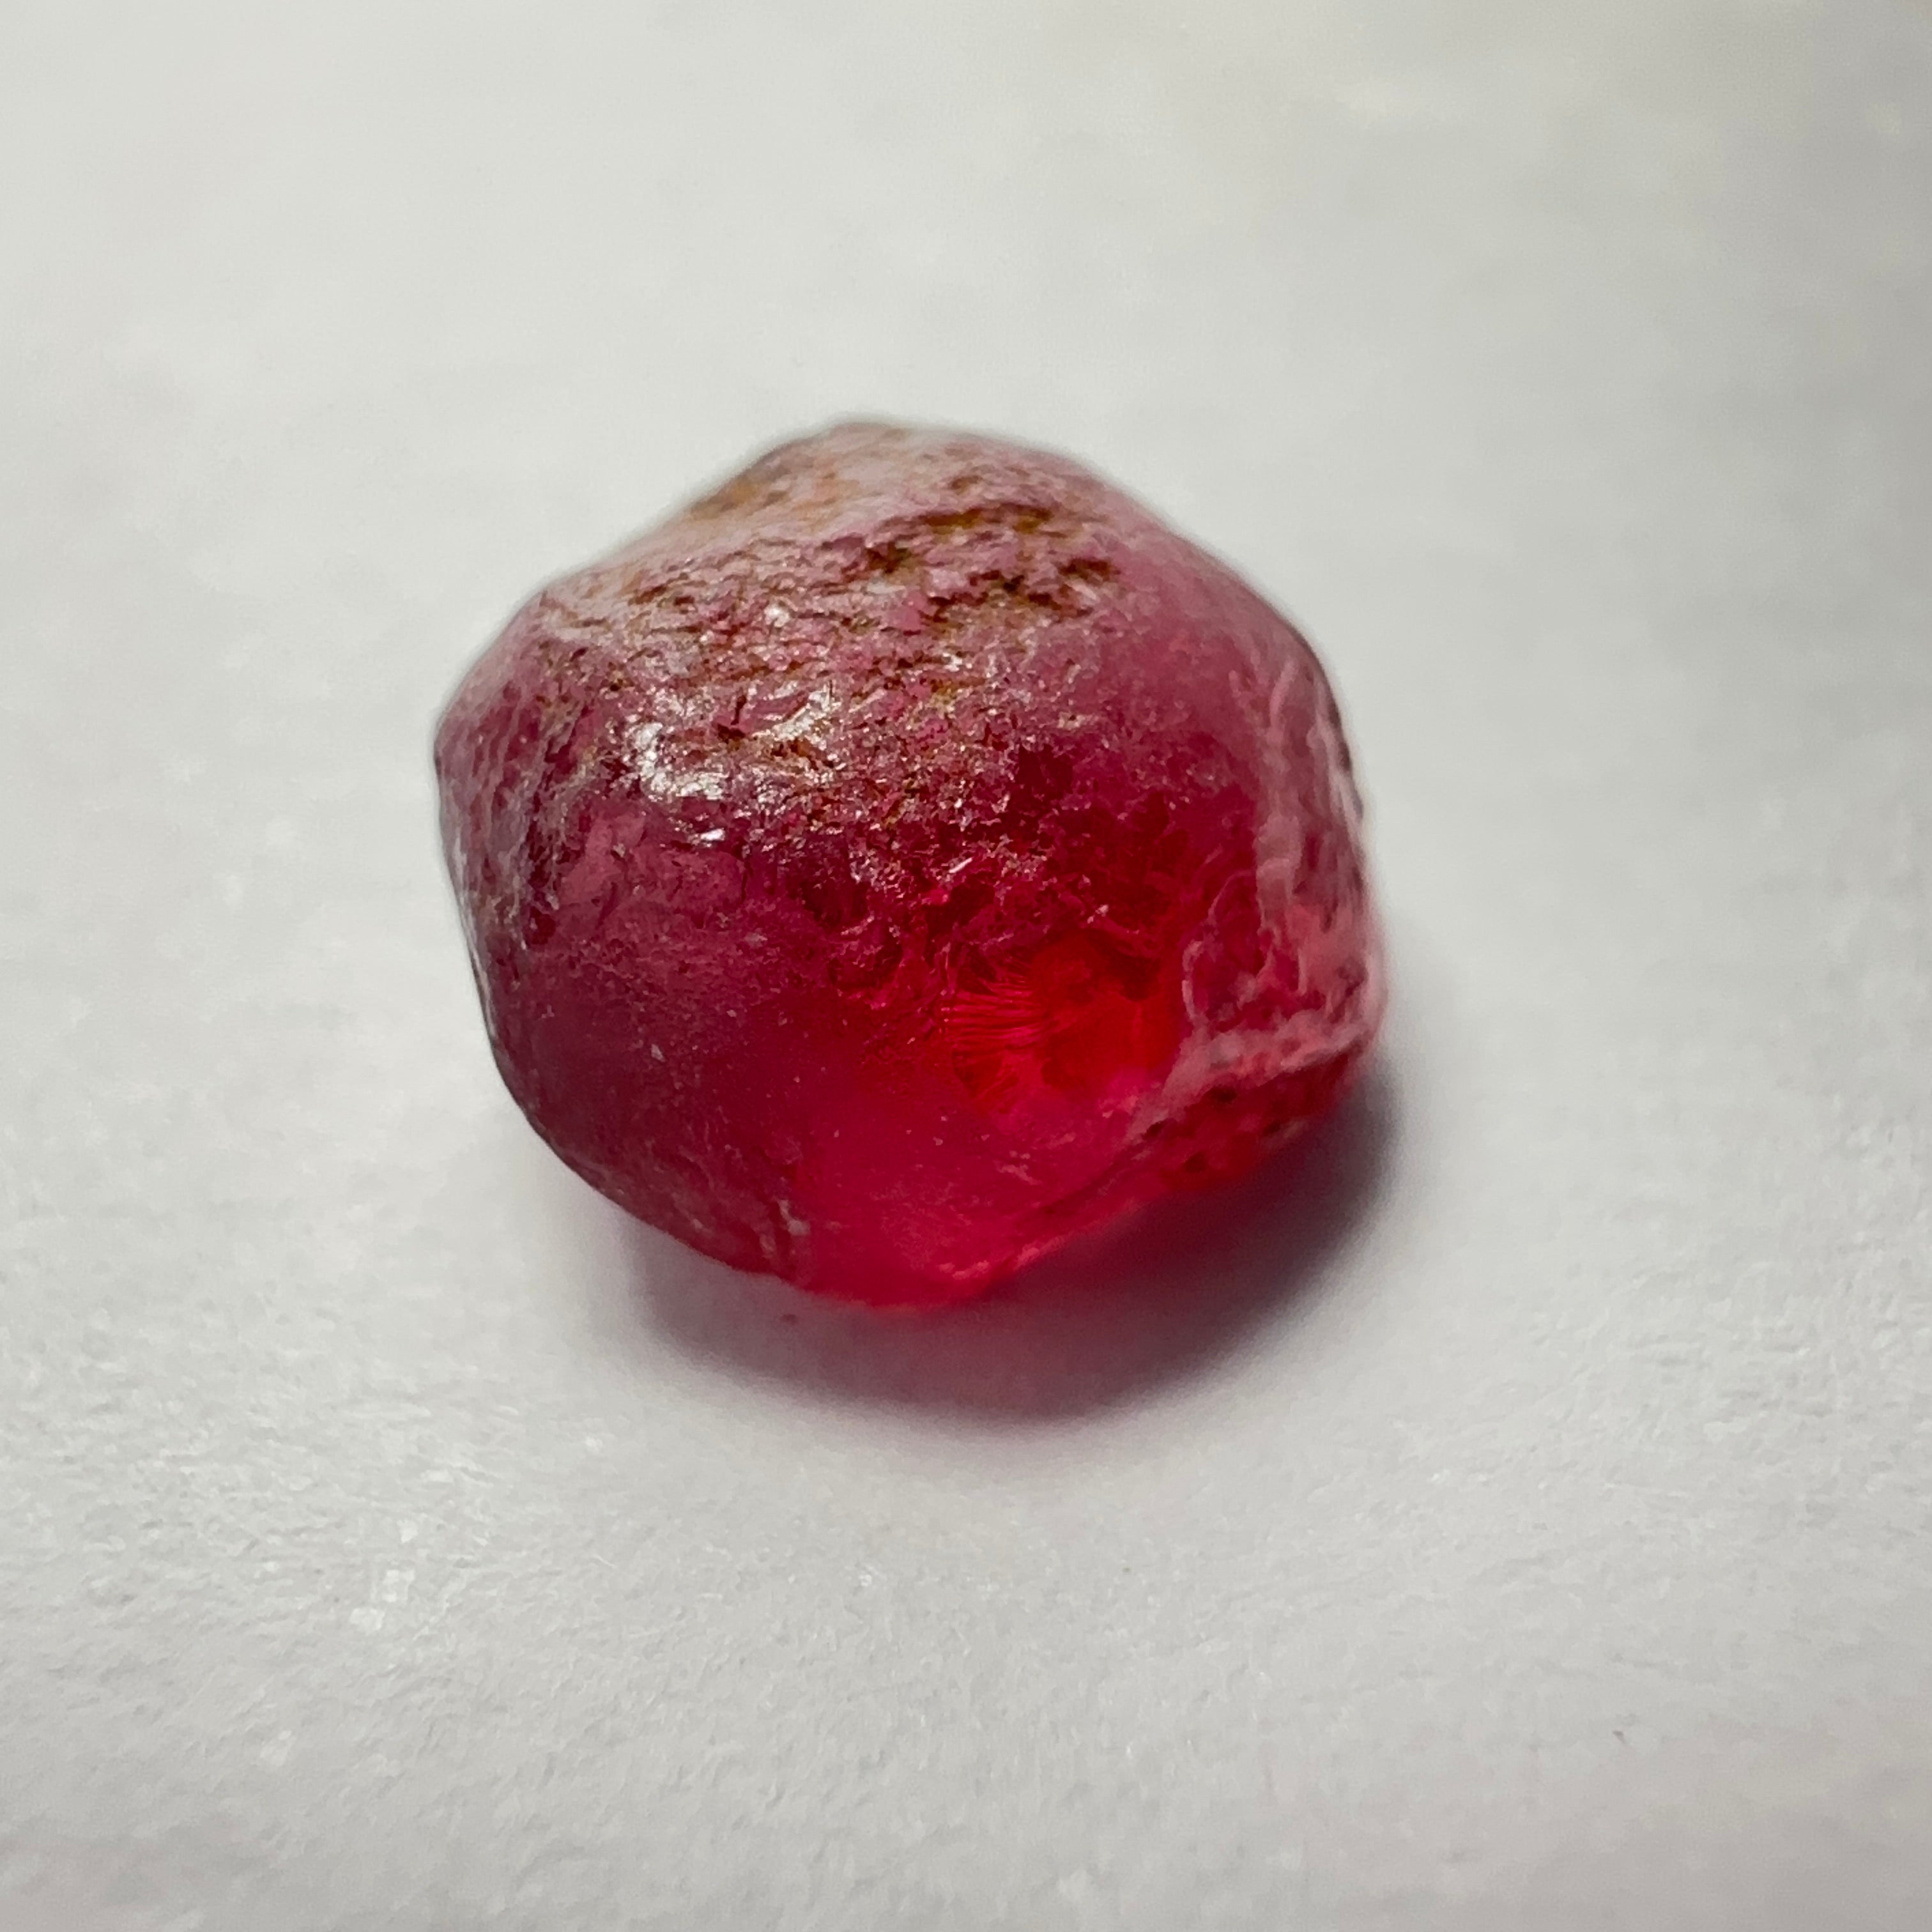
435;424;1384;1307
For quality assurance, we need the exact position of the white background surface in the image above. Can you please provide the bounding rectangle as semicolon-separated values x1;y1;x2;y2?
4;2;1930;1927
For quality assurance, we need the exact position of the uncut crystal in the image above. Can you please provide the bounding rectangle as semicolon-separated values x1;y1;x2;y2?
435;424;1384;1306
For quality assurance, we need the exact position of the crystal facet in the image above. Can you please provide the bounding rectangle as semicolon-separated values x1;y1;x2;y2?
435;424;1384;1306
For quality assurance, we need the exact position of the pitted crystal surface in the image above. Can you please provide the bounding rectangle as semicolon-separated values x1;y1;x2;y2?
436;424;1384;1305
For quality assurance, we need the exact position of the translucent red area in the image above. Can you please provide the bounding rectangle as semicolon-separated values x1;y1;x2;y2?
436;424;1383;1305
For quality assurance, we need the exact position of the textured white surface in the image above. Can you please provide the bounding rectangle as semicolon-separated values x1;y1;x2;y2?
3;2;1930;1927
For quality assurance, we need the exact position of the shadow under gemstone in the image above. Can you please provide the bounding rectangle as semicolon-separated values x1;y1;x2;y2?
611;1054;1401;1422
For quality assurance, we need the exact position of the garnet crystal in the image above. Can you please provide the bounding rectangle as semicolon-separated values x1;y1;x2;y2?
435;424;1384;1307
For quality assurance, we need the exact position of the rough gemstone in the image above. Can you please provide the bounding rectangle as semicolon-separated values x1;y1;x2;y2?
435;423;1384;1307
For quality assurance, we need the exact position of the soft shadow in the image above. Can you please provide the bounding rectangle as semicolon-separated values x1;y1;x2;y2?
611;1055;1402;1422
